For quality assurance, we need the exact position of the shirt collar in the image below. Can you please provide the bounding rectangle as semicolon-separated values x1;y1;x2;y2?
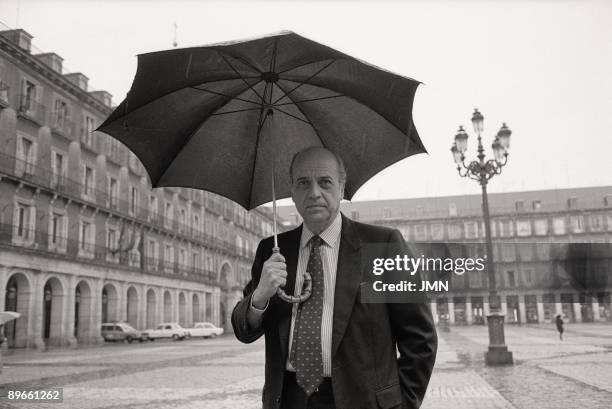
300;212;342;249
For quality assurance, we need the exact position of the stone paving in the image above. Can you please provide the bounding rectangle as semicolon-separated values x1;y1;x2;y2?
0;323;610;408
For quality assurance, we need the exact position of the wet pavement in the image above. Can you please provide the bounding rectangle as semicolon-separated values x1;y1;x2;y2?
0;323;610;408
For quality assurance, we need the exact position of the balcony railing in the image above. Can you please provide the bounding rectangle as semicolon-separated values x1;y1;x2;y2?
0;151;259;260
51;115;74;138
0;222;216;285
18;94;46;125
0;81;9;107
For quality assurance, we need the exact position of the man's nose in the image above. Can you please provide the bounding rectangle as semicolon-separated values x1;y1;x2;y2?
307;182;322;198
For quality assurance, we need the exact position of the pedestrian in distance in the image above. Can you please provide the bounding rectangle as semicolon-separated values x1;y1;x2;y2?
555;314;564;341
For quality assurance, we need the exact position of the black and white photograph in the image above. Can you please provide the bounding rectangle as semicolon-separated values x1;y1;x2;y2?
0;1;611;408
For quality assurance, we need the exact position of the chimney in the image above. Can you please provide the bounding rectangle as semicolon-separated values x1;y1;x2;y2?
89;90;113;108
64;73;89;91
0;28;33;52
35;52;64;74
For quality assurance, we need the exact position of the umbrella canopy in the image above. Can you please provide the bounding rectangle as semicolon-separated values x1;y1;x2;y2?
98;31;426;211
0;311;20;325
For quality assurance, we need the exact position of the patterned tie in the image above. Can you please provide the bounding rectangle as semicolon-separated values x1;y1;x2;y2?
289;235;324;396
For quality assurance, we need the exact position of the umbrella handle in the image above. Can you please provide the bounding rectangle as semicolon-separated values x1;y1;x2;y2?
274;247;313;303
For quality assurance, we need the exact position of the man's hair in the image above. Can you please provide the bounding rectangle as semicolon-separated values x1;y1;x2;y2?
289;147;347;184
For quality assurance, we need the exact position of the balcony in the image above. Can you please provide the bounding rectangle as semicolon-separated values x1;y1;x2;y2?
0;151;260;260
0;81;9;108
51;115;74;138
18;94;46;125
0;222;214;285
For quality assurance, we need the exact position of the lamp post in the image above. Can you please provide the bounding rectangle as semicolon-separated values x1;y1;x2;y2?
451;108;514;365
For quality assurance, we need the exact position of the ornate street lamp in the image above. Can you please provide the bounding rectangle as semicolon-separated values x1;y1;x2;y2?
450;108;514;366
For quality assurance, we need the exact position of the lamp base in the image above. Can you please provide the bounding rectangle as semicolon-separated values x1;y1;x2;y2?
485;346;514;366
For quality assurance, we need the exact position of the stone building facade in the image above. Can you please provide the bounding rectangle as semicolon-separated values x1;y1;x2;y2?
279;186;612;326
0;28;275;348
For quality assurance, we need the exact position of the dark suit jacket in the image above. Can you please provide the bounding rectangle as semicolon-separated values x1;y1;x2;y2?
232;214;437;409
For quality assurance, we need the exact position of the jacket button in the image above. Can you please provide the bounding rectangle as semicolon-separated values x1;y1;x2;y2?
275;396;281;404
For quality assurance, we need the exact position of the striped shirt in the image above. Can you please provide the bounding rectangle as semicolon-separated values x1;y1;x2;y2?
286;212;342;376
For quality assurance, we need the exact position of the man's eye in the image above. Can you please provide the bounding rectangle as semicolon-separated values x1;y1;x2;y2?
320;180;332;186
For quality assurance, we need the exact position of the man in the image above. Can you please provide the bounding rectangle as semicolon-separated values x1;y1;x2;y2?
232;147;437;409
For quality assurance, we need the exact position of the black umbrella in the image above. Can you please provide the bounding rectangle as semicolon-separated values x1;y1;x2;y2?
98;31;427;248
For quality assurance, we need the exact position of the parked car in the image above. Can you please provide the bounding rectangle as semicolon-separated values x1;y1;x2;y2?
146;322;189;341
187;322;224;338
101;322;148;343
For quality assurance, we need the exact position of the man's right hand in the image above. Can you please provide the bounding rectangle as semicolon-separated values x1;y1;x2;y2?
252;252;287;309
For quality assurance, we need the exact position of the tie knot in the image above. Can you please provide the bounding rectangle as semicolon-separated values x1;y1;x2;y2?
309;235;323;249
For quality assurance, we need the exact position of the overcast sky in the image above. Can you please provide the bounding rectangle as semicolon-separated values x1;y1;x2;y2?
1;0;611;205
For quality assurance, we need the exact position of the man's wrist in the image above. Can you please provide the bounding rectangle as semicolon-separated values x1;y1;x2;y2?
252;288;269;310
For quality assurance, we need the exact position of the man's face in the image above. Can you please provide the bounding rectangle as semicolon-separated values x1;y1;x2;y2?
291;150;344;233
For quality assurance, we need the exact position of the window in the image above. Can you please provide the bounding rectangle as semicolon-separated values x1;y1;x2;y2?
14;202;35;244
108;137;120;161
498;220;514;237
515;201;525;212
82;115;95;147
178;247;187;267
164;202;173;228
49;211;67;251
53;98;70;131
431;224;444;240
532;200;541;210
414;225;427;241
107;177;119;209
82;165;95;199
524;269;533;284
506;271;516;287
605;195;612;207
553;217;566;235
192;251;200;270
570;216;584;233
590;215;603;232
567;197;578;209
383;208;391;219
106;227;119;262
128;151;140;172
501;244;516;262
351;210;359;221
179;208;186;232
464;221;479;239
448;224;462;240
51;150;66;187
534;219;548;236
516;220;532;237
193;213;200;233
129;186;139;216
147;239;159;269
448;203;457;217
149;195;159;220
20;79;37;114
16;134;36;176
164;243;174;271
78;220;95;257
607;215;612;232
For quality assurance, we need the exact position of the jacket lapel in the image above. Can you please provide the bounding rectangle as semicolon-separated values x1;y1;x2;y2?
277;225;301;361
332;214;362;357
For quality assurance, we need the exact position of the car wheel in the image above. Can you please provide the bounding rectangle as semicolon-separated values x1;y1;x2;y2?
126;336;133;344
172;334;179;341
